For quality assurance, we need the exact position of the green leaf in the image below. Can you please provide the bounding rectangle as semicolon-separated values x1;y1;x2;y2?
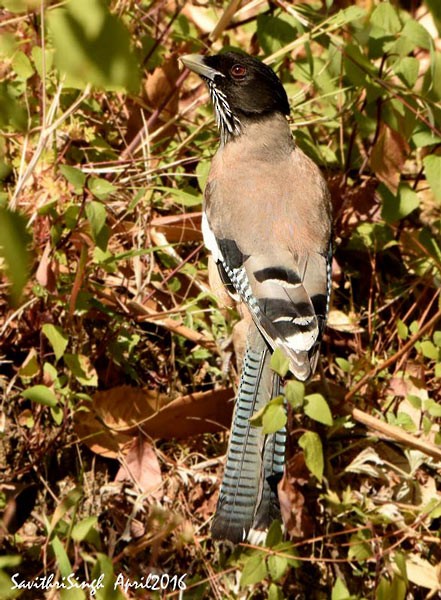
377;577;392;600
304;393;333;426
267;554;288;581
64;353;98;386
343;44;374;86
257;14;298;55
434;331;441;347
299;431;324;481
401;19;431;50
1;0;31;12
241;553;268;586
270;348;289;377
42;324;69;362
92;554;126;600
59;165;86;193
71;516;101;548
51;537;86;600
196;160;210;192
262;402;287;435
347;532;372;561
381;183;419;223
393;56;419;88
370;2;401;34
18;350;40;379
22;385;58;407
426;399;441;417
0;33;17;58
158;186;202;207
332;5;365;27
32;46;54;79
0;555;21;569
265;520;283;548
397;319;408;341
331;578;351;600
51;535;72;576
268;583;284;600
407;394;422;410
285;380;305;409
423;155;441;202
0;570;21;599
0;207;32;305
47;0;140;91
394;551;408;585
85;200;107;248
50;487;83;534
87;177;117;200
11;50;34;80
395;412;417;432
420;340;439;360
336;357;351;372
412;125;441;147
0;82;27;130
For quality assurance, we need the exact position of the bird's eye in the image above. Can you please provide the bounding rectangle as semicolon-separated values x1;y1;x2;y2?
230;64;247;79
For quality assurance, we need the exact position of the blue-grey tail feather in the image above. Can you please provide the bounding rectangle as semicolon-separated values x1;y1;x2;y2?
211;325;286;543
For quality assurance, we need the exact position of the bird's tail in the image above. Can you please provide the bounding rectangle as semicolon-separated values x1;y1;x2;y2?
211;324;286;543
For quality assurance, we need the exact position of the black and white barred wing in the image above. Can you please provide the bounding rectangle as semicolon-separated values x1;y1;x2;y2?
202;215;330;381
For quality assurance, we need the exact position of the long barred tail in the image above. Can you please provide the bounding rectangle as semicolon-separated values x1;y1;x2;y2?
211;324;286;543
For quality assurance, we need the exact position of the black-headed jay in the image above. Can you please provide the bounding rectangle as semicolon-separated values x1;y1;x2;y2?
181;51;332;544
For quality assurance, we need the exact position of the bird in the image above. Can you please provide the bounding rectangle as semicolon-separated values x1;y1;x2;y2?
181;51;332;544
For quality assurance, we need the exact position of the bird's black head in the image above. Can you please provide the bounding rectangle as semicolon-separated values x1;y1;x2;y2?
181;51;290;141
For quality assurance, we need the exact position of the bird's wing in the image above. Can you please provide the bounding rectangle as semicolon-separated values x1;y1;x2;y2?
203;211;331;381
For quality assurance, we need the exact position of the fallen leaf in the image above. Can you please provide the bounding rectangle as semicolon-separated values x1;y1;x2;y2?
74;386;235;458
115;437;163;499
145;55;180;120
35;241;56;291
405;554;441;592
370;124;410;193
327;309;365;333
279;452;314;539
137;387;235;439
73;386;163;458
73;407;133;459
150;212;202;243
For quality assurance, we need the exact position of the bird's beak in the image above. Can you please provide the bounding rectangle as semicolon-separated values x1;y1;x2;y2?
180;54;223;81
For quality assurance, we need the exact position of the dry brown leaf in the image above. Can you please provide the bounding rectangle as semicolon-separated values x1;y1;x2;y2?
74;386;235;458
370;123;410;193
73;386;164;458
35;241;56;291
73;409;133;459
327;309;365;333
126;55;180;143
404;554;441;592
137;388;234;439
150;212;202;243
145;55;180;120
279;453;314;539
115;437;163;499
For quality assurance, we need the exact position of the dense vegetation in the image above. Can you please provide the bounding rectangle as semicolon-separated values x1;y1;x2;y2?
0;0;440;598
